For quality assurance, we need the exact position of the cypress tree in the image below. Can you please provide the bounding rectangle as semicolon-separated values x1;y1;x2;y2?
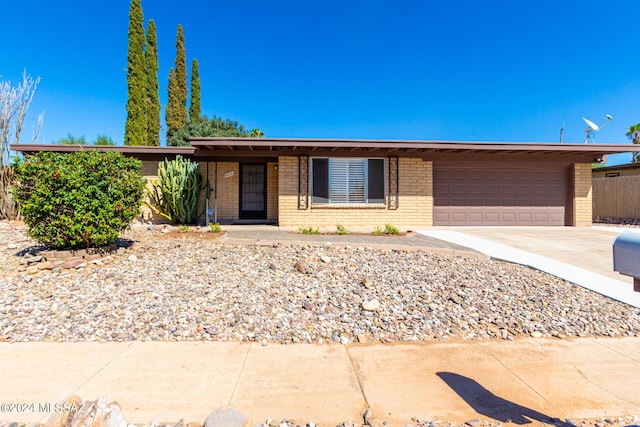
189;59;201;123
166;68;178;141
175;25;188;123
125;0;147;146
167;25;188;141
145;19;160;146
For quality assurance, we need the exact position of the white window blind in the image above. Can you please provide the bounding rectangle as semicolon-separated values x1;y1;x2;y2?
347;159;365;203
313;158;384;205
329;159;348;203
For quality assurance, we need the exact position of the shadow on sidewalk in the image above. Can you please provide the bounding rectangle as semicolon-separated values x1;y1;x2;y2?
436;372;571;426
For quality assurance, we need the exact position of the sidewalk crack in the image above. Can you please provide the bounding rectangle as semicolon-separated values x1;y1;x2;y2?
587;337;640;363
228;342;252;406
345;346;370;409
569;339;638;405
72;341;135;394
485;349;553;407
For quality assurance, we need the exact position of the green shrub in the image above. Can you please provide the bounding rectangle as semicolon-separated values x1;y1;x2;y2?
145;155;204;224
336;223;348;235
177;225;190;233
208;222;222;233
299;226;320;234
384;223;400;235
373;224;400;235
12;150;144;249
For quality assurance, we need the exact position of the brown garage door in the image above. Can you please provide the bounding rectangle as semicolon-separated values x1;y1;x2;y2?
433;162;568;226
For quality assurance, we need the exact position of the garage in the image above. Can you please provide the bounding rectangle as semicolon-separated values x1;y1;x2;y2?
433;162;569;226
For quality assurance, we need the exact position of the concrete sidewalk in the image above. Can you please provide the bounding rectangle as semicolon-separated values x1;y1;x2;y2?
1;338;639;425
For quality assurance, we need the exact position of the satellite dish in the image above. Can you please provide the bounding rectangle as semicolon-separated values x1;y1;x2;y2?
582;114;612;144
582;117;600;131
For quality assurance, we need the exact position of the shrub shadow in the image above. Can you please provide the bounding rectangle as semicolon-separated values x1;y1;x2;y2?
17;245;48;257
115;238;135;248
14;238;135;259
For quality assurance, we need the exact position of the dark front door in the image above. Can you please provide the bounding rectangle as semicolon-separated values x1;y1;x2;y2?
239;163;267;219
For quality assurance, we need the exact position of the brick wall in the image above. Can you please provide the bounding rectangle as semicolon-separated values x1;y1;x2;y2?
206;162;239;223
139;160;169;224
573;163;593;226
278;156;433;228
198;161;278;224
267;162;278;221
142;158;588;228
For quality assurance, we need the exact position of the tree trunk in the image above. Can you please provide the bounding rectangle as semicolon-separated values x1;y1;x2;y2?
0;165;19;220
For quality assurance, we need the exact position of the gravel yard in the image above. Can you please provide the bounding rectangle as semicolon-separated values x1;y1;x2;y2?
1;223;639;344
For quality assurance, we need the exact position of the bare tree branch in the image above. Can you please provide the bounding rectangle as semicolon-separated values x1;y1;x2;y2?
0;70;43;220
32;111;45;144
14;70;40;146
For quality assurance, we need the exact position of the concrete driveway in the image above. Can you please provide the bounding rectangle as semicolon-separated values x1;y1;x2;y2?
418;226;640;308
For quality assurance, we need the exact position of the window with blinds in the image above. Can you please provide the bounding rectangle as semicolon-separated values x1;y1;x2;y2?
311;158;385;204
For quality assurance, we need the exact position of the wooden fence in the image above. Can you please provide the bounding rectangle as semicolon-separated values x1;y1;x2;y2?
593;176;640;218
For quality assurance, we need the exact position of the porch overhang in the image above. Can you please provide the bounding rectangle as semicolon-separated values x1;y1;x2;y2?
190;137;640;163
12;138;640;164
10;144;196;162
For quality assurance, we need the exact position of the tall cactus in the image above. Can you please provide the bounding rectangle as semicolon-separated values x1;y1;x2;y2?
146;155;204;224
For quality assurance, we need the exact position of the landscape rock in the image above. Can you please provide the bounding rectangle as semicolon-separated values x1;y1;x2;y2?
362;300;381;312
204;408;247;427
0;225;639;345
43;260;65;270
450;294;463;305
294;260;307;272
365;418;383;427
45;395;82;427
70;397;126;427
61;259;87;269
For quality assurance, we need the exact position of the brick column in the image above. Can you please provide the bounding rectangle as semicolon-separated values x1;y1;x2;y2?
573;163;592;227
277;156;300;227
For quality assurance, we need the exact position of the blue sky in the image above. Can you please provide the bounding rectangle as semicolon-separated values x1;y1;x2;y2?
2;1;639;164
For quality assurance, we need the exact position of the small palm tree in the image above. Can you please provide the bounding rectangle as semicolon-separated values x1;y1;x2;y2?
626;123;640;162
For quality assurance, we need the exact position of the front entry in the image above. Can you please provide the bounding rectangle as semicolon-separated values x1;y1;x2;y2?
239;163;267;220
